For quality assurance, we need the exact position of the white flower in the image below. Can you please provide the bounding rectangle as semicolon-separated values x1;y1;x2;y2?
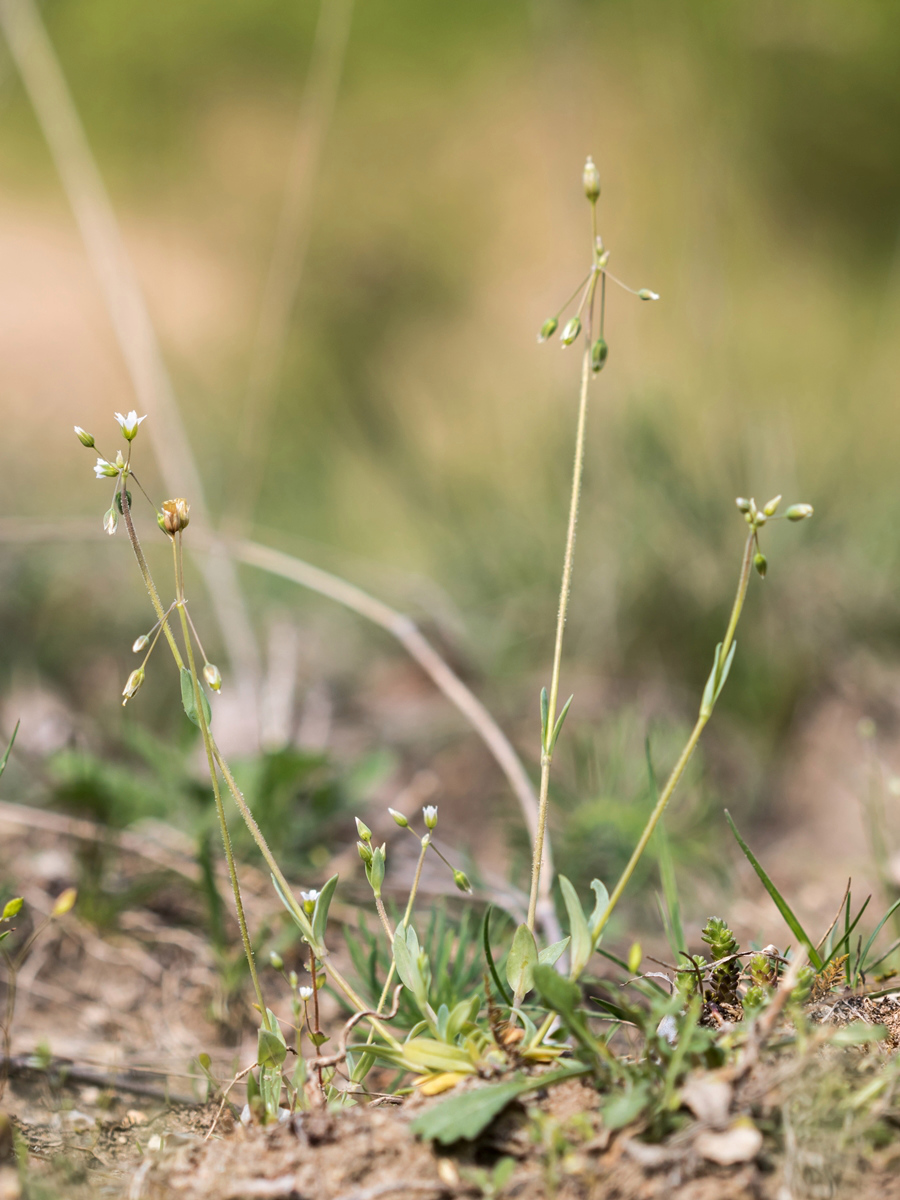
103;507;118;536
422;805;438;830
94;457;119;479
300;889;320;905
297;986;314;1001
74;426;95;447
114;410;147;441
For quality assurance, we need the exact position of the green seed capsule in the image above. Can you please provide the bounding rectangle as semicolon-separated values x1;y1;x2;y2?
754;552;768;578
583;156;601;203
763;495;782;517
591;337;609;372
561;316;582;346
785;503;814;522
538;317;558;343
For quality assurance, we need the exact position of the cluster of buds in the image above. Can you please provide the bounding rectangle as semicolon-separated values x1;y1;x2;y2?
355;819;387;899
387;804;472;893
536;159;658;375
75;412;148;537
735;495;814;577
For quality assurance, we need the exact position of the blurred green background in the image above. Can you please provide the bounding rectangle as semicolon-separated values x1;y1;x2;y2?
2;0;900;940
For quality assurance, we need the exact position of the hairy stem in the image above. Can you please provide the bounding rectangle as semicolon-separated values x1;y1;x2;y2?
174;536;267;1019
525;280;597;939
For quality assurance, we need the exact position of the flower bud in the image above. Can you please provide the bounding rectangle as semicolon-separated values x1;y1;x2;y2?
356;839;373;865
365;844;386;898
122;667;145;705
637;288;660;301
288;970;298;989
735;497;751;513
591;337;609;373
203;662;222;692
300;888;319;915
560;316;582;346
538;317;558;343
785;503;814;522
160;498;190;535
388;807;409;828
754;552;768;578
453;870;472;893
132;634;150;653
582;156;601;203
355;817;372;843
422;804;438;830
763;494;782;517
103;507;119;536
297;986;313;1002
74;426;95;448
94;457;119;479
269;951;284;971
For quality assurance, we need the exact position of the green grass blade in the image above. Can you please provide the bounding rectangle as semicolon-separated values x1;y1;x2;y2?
855;897;900;983
724;810;823;970
482;905;512;1007
0;721;19;782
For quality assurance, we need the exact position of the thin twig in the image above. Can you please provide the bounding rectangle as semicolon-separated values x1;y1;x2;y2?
0;0;262;725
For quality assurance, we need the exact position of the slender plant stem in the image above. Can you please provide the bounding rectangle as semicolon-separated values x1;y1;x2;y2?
525;293;596;938
173;536;267;1019
529;529;758;1050
119;479;184;671
374;897;394;945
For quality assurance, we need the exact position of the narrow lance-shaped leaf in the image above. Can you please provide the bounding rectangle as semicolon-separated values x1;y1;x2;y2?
180;668;212;728
725;810;823;970
549;695;574;754
506;923;538;996
311;874;339;950
559;875;591;978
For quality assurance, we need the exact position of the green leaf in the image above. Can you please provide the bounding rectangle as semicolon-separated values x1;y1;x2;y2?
312;874;339;949
533;964;607;1068
560;876;591;977
0;930;10;943
506;924;538;997
588;879;610;936
538;937;570;967
482;906;513;1007
549;695;574;754
257;1028;287;1069
180;668;212;728
602;1082;651;1131
700;641;737;719
725;810;823;970
269;873;316;945
1;898;23;922
410;1065;589;1144
0;721;19;781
